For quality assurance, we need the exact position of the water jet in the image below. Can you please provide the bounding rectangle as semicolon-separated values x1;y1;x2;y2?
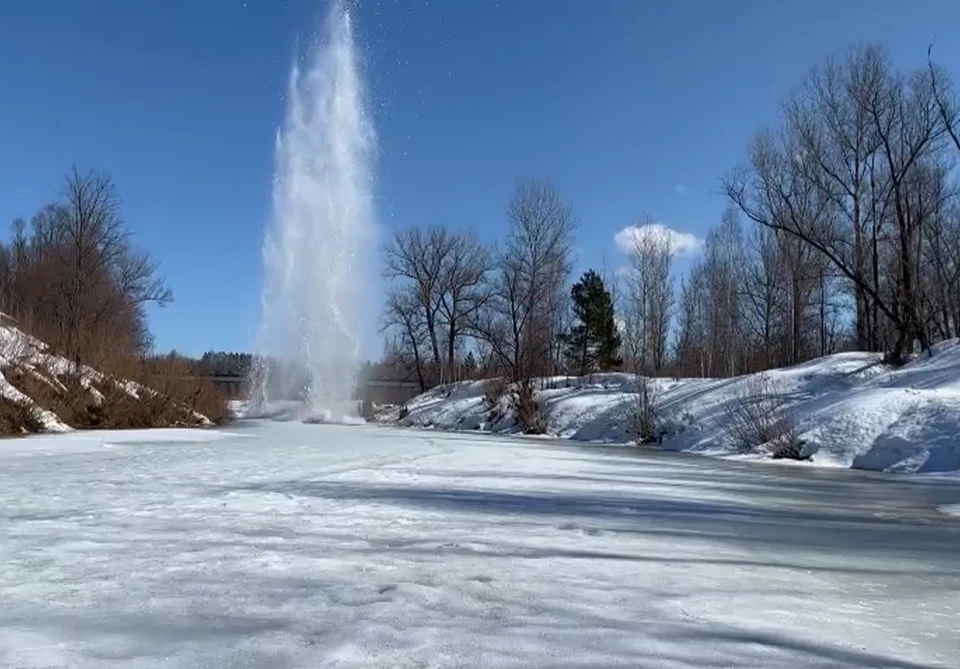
250;0;375;423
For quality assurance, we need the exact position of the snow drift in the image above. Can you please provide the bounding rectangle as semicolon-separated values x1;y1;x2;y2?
384;342;960;473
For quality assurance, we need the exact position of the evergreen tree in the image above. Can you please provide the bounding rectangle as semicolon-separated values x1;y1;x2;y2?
563;270;621;374
462;350;478;378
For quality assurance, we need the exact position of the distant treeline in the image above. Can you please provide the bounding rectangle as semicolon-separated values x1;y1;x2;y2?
197;351;253;377
189;351;407;383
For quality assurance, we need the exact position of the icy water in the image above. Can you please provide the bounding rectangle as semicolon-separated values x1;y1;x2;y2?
1;423;957;668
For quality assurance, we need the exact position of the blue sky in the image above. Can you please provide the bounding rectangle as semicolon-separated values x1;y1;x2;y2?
2;0;959;358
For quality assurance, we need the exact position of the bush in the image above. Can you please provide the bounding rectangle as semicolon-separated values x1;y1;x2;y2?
96;381;189;429
0;397;44;435
482;377;508;423
187;381;231;426
96;378;229;429
724;374;805;459
656;411;698;443
513;378;545;434
123;355;231;426
635;375;660;445
769;436;808;460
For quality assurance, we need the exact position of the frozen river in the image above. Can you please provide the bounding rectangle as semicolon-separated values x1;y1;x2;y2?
1;421;958;668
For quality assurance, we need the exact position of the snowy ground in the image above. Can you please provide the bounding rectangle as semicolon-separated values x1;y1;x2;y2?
388;340;960;473
1;421;958;668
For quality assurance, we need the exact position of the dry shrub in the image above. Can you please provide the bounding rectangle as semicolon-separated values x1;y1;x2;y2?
195;383;231;425
0;397;44;435
121;355;232;427
3;368;105;428
636;375;660;445
513;378;545;434
96;380;197;429
725;374;805;459
482;377;508;422
3;351;231;430
768;434;806;460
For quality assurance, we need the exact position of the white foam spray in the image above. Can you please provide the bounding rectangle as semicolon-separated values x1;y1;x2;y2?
251;0;375;422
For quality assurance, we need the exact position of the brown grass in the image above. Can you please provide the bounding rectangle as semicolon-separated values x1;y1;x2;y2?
2;356;231;430
112;353;232;426
2;368;105;428
94;381;191;429
0;397;44;435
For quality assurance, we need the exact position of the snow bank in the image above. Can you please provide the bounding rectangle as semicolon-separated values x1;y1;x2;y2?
385;342;960;474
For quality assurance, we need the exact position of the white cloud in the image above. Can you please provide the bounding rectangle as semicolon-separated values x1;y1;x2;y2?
614;223;702;257
674;184;687;196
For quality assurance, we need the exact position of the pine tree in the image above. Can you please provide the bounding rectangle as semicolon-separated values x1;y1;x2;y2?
462;350;478;378
564;270;621;374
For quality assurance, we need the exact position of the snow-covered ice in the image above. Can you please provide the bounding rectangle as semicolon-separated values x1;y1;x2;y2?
0;428;246;458
1;421;958;668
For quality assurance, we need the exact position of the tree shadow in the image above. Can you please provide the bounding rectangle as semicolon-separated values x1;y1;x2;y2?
217;479;960;567
658;623;947;669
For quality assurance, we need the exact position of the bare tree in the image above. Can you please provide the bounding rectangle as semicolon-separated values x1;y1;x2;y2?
381;286;429;391
619;221;674;441
621;218;674;375
383;225;493;385
785;45;885;351
728;43;960;363
739;223;784;370
702;208;747;375
436;231;493;380
1;168;171;369
476;178;575;383
674;261;708;378
929;47;960;156
382;226;448;380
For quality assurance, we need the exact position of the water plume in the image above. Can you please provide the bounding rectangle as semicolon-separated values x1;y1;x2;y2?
251;0;375;423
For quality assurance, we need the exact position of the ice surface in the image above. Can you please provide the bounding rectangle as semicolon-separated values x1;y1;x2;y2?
390;342;960;473
1;422;957;668
0;428;247;458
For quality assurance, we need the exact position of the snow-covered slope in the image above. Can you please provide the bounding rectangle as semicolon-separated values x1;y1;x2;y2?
0;324;211;433
0;326;87;432
385;342;960;473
